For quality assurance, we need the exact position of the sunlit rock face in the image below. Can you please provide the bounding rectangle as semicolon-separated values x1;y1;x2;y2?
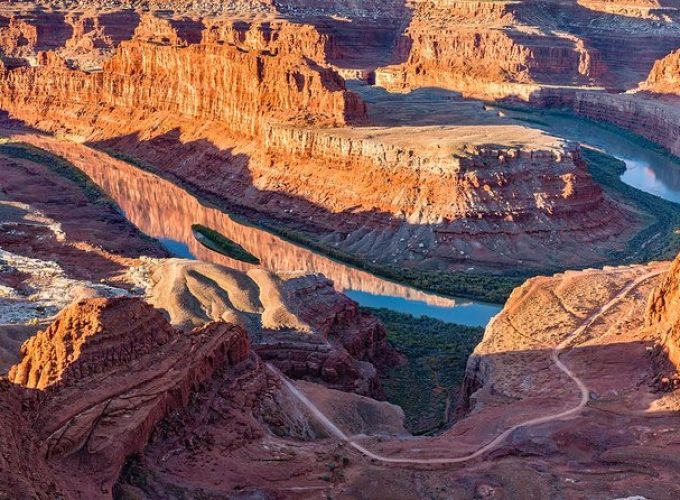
7;297;254;497
0;16;365;136
647;253;680;382
641;47;680;97
0;11;641;273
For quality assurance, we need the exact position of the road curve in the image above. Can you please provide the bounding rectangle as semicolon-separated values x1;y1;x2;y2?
271;268;665;465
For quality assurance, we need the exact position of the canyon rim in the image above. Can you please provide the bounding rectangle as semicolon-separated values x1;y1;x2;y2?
2;0;680;499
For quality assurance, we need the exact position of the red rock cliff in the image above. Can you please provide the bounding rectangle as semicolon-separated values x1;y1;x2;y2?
647;254;680;378
8;297;251;497
0;17;366;138
641;47;680;97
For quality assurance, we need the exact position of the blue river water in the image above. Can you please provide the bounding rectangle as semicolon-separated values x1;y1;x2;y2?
537;114;680;204
345;290;501;327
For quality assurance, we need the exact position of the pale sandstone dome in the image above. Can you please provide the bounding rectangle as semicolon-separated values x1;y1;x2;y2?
145;259;400;396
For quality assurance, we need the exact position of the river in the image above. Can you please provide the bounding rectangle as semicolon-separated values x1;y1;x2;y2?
23;111;678;329
33;137;501;327
523;112;680;204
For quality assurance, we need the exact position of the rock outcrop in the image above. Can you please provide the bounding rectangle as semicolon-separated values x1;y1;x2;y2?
0;380;64;497
8;297;251;497
0;22;364;137
647;253;680;385
145;259;400;397
641;47;680;97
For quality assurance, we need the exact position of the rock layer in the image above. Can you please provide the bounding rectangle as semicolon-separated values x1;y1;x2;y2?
8;297;252;497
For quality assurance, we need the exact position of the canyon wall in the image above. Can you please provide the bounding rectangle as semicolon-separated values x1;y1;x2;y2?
377;26;605;95
8;297;254;497
263;125;635;269
0;15;365;138
570;91;680;157
375;0;680;96
647;253;680;378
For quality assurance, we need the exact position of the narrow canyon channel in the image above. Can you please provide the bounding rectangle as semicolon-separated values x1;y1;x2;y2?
58;141;502;327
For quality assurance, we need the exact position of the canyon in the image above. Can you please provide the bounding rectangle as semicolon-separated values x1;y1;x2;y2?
0;4;666;279
1;0;680;498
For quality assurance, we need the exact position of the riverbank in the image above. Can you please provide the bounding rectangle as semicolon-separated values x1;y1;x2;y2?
583;148;680;263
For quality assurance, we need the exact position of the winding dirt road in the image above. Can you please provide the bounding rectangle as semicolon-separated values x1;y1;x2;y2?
272;268;665;465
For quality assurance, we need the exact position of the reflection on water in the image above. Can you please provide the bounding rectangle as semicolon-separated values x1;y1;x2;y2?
540;115;680;204
36;137;501;326
345;290;499;327
621;161;680;204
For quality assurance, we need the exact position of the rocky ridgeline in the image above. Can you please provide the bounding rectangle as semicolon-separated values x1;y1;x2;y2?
1;290;401;496
0;15;365;138
6;297;254;497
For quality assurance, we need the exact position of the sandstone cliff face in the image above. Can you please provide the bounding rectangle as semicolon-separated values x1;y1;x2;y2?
0;11;73;60
8;297;251;497
374;0;608;95
0;18;365;137
641;47;680;96
647;254;680;381
203;17;329;61
263;125;634;269
0;380;64;497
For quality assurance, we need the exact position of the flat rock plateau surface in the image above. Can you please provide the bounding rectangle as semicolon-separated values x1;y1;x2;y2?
2;1;680;499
